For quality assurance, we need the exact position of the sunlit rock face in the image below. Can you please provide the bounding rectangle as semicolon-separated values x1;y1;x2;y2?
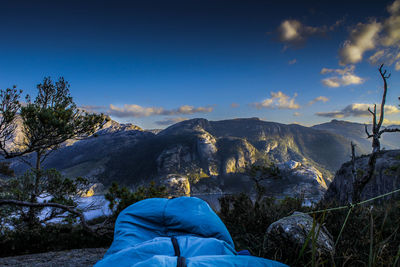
81;183;105;197
220;138;256;175
279;161;327;189
196;129;219;176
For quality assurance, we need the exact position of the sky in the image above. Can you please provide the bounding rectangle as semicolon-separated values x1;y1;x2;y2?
0;0;399;129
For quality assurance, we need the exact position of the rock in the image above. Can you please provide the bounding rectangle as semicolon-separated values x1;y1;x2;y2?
220;137;256;175
264;212;335;258
156;145;192;174
81;183;105;197
293;165;327;189
324;149;400;204
281;160;301;170
161;174;191;197
196;129;219;176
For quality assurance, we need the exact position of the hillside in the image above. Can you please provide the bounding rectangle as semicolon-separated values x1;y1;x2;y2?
6;117;398;200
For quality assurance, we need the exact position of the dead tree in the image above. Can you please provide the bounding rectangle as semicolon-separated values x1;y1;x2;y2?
353;64;400;202
364;64;400;152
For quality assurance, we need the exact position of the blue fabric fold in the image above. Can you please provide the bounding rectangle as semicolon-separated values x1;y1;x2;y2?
95;197;287;267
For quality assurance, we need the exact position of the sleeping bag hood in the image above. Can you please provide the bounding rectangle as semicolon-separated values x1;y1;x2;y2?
95;197;287;267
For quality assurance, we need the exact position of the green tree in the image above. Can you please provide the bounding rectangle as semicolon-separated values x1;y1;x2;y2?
244;163;281;202
105;181;167;219
0;77;105;229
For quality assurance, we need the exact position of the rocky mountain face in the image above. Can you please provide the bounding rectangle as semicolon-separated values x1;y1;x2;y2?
9;118;155;179
324;149;400;204
7;117;399;201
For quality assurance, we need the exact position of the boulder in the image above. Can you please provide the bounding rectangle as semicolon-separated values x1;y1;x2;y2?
324;149;400;204
161;174;191;197
264;212;334;259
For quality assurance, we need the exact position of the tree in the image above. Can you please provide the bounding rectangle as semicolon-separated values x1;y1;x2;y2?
244;163;281;202
105;181;167;219
364;64;400;153
352;65;400;202
0;77;105;229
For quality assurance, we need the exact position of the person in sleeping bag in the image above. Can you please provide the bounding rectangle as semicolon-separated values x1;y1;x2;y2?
95;197;288;267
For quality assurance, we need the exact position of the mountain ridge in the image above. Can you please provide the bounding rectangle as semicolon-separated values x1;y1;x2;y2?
5;117;400;200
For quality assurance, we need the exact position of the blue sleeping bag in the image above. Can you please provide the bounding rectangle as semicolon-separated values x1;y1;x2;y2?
95;197;287;267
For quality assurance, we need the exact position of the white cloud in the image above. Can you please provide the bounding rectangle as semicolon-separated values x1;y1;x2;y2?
253;91;300;109
279;20;303;43
109;104;163;118
381;0;400;46
321;78;341;88
339;1;400;69
155;117;189;126
79;105;107;113
277;19;341;47
383;118;400;125
308;96;329;106
288;59;297;65
368;50;386;64
108;104;213;118
339;21;382;65
321;65;364;87
316;103;400;118
293;112;301;117
396;61;400;70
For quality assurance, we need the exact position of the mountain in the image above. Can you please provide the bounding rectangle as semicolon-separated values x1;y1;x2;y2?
8;117;398;200
9;119;155;178
312;120;400;154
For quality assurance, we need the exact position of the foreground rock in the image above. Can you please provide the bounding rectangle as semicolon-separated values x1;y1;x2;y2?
264;212;335;259
324;149;400;204
0;248;107;267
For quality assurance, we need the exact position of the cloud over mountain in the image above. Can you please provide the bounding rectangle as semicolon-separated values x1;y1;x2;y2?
155;117;189;126
108;104;214;118
316;103;400;118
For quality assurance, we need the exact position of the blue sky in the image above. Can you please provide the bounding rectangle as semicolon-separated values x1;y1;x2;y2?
0;0;399;129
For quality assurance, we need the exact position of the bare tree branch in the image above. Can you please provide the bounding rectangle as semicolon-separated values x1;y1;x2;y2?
0;199;93;233
379;128;400;135
365;124;373;138
378;65;388;130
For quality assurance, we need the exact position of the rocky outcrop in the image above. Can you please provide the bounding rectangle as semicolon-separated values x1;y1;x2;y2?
195;129;219;176
81;183;105;197
220;138;256;175
273;160;327;200
264;212;335;258
160;174;190;197
324;150;400;204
